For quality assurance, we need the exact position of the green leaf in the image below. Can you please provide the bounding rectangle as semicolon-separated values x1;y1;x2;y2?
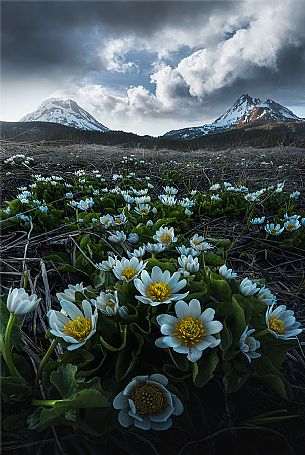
93;271;107;289
204;252;224;266
1;376;31;397
28;407;66;431
100;197;115;209
146;257;177;272
163;363;192;381
44;252;70;264
192;349;219;388
220;320;233;355
8;199;22;213
29;363;111;431
53;388;110;409
65;408;77;422
60;349;95;369
233;294;263;324
206;237;231;246
79;234;91;250
253;356;292;400
222;360;250;393
210;273;232;302
115;349;137;382
169;349;189;372
223;296;246;360
100;324;127;352
153;218;177;231
185;281;209;303
245;409;299;425
261;335;297;370
50;363;78;398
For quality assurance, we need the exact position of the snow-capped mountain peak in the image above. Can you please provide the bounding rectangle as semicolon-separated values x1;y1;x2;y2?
213;94;260;128
20;98;109;132
164;94;303;140
248;99;300;122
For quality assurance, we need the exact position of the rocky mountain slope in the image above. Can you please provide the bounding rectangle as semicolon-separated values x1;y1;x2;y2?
21;98;109;132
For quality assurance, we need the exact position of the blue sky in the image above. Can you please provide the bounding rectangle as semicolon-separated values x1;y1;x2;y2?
2;1;305;136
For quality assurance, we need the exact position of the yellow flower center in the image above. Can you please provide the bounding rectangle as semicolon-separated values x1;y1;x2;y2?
160;233;172;244
192;239;203;249
115;218;124;224
271;228;277;234
286;223;294;231
122;267;138;280
105;299;116;310
244;338;250;347
132;383;165;416
269;316;286;335
173;316;205;346
63;317;92;341
146;281;171;302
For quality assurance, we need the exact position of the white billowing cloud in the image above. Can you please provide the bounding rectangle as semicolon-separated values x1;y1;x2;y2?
97;6;244;73
151;65;191;109
159;0;305;99
99;37;139;73
52;0;305;135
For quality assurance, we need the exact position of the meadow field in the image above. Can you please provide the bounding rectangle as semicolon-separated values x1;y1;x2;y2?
1;142;305;455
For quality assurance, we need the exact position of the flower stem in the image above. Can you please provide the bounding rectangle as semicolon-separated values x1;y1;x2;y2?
0;333;7;363
35;339;58;388
255;328;269;338
4;314;21;377
23;269;28;290
32;399;64;407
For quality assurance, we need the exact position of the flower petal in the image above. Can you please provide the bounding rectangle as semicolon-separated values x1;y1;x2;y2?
156;314;177;326
187;347;203;362
134;417;151;430
172;395;184;415
113;392;128;409
148;374;168;386
200;308;215;323
60;300;83;320
188;299;201;318
205;320;223;335
118;409;133;428
175;300;190;318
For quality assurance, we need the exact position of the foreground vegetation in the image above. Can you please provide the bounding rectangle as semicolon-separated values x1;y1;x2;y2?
1;143;305;454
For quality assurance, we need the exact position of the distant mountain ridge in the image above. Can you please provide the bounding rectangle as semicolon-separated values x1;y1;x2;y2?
20;98;109;132
164;94;303;140
1;118;305;149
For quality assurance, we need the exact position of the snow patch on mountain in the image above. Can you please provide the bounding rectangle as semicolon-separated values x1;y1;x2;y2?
213;94;260;128
164;94;303;140
20;98;109;132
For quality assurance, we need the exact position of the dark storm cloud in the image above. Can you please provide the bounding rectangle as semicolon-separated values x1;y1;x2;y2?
2;0;305;135
2;1;237;74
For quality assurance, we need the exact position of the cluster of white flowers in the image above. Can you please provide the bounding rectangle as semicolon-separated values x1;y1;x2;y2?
120;154;148;167
209;182;249;193
264;213;304;236
217;265;303;362
70;198;94;211
4;154;34;166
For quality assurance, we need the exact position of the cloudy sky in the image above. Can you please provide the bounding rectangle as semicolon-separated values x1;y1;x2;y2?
2;0;305;136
